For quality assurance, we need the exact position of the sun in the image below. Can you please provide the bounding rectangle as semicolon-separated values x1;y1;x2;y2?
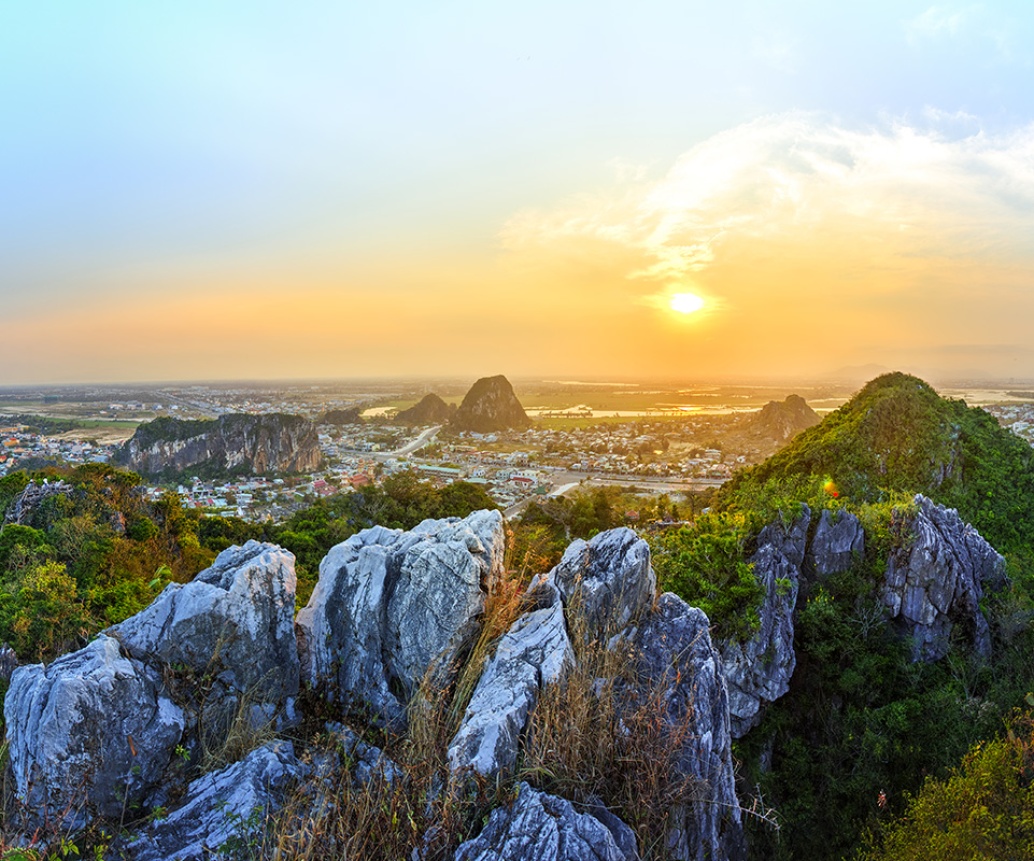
669;292;705;314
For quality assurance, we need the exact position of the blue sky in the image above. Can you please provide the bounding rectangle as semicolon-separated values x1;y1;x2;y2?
3;2;1034;382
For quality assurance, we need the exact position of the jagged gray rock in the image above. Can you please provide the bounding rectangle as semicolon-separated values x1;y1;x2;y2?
808;508;865;577
634;594;744;861
881;495;1006;661
108;541;299;711
4;541;299;832
547;527;656;641
119;741;303;861
447;580;574;778
4;635;186;831
4;479;74;525
296;510;505;730
453;782;640;861
324;722;404;786
720;510;809;738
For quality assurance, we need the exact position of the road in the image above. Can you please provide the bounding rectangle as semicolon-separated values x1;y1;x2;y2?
390;425;441;457
337;425;442;461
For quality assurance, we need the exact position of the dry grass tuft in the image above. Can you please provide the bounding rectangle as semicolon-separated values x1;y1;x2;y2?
519;594;703;858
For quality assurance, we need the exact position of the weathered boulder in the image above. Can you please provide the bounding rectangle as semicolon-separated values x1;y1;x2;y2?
881;495;1006;661
119;741;303;861
4;541;299;832
4;635;186;831
808;508;864;577
546;527;656;641
634;594;744;861
453;782;640;861
448;581;574;778
296;510;505;730
108;541;299;711
720;510;809;738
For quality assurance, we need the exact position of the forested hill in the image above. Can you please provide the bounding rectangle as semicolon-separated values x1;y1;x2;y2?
717;372;1034;560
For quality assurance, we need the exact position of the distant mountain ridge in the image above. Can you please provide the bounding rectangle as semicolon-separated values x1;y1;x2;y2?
117;413;321;478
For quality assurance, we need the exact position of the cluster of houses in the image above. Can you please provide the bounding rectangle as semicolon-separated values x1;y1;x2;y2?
0;426;114;476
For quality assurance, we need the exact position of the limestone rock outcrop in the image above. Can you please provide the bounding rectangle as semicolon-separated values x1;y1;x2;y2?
451;375;530;433
449;526;744;861
296;510;505;730
547;527;656;640
749;394;820;442
447;580;573;778
808;508;865;578
453;782;640;861
109;540;299;713
120;741;304;861
635;594;744;861
4;479;74;526
396;393;454;425
4;635;187;830
4;542;299;831
720;510;810;739
117;413;321;477
881;495;1006;661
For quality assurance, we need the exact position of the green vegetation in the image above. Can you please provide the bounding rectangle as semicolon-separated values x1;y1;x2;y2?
707;374;1034;860
651;511;764;641
0;464;215;662
719;372;1034;563
858;712;1034;860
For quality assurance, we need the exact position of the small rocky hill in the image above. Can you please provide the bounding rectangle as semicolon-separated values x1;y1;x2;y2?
451;375;530;433
748;394;820;441
117;413;321;478
320;407;362;425
396;393;454;425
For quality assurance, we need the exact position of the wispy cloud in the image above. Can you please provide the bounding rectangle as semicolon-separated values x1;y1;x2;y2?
501;112;1034;291
904;5;973;43
903;5;1021;62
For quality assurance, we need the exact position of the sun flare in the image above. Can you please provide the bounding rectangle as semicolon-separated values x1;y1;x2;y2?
669;292;705;315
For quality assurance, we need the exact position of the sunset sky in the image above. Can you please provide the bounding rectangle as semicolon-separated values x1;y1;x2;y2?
4;2;1034;384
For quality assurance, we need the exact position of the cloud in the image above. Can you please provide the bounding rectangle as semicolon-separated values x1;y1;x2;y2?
903;5;1020;62
904;5;972;43
501;112;1034;292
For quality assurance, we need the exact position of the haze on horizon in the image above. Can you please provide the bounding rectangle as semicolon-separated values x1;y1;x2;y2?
4;2;1034;386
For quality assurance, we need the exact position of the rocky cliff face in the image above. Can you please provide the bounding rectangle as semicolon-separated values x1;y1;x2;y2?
3;479;74;525
881;495;1006;661
396;392;454;424
451;375;531;432
296;510;506;731
717;496;1004;735
117;413;321;477
720;510;810;738
320;407;362;425
449;528;745;861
